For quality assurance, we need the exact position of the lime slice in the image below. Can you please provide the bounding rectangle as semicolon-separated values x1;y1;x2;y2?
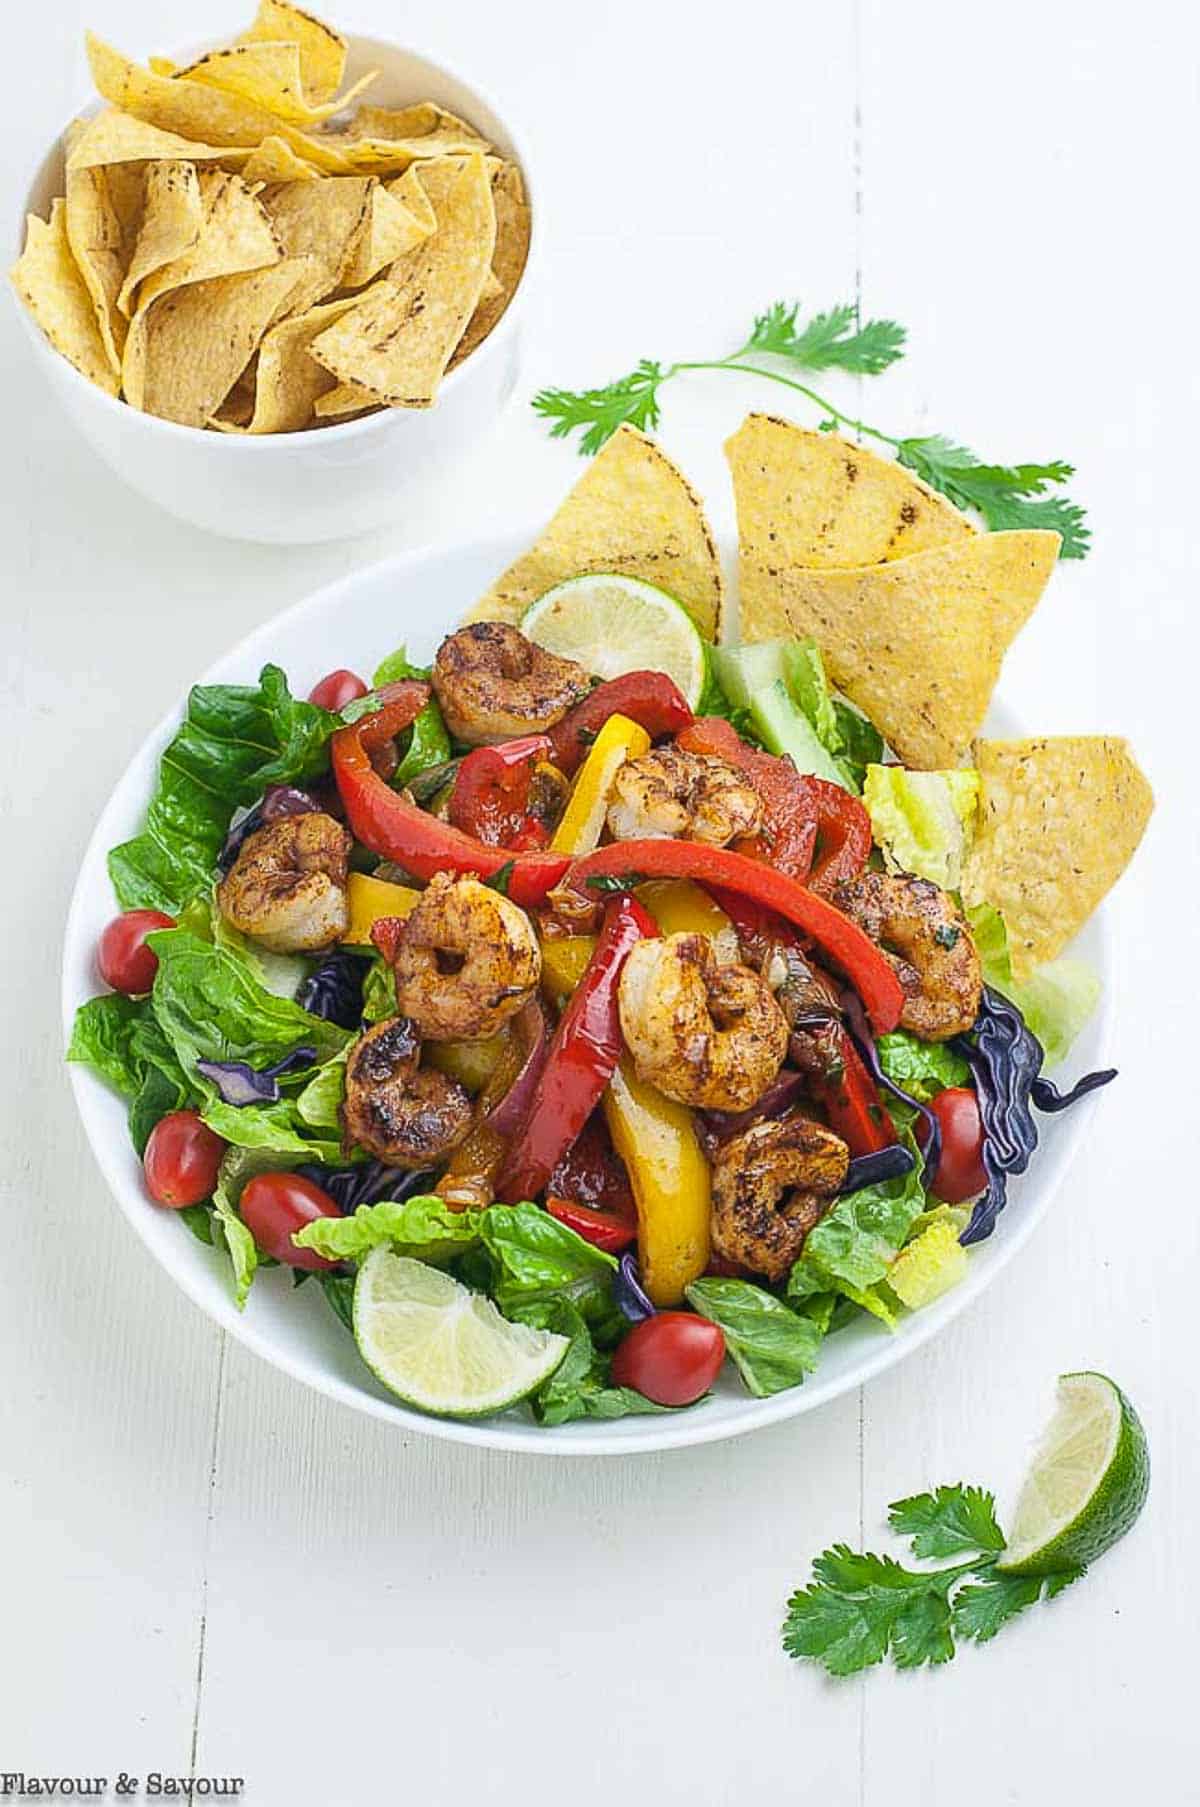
997;1372;1150;1576
521;574;707;708
353;1248;569;1419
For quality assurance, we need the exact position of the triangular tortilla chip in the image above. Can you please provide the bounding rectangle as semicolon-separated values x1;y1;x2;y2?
117;160;203;315
236;0;349;104
339;169;435;287
10;199;119;394
308;152;495;406
260;174;373;284
468;425;724;639
449;158;529;369
66;106;254;172
241;134;321;182
233;285;384;432
135;171;281;313
727;415;974;572
312;379;376;417
64;160;143;366
122;254;317;424
178;41;377;126
345;102;488;149
963;737;1153;976
739;531;1059;768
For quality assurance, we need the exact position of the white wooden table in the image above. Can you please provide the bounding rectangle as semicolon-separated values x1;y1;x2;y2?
2;1;1196;1800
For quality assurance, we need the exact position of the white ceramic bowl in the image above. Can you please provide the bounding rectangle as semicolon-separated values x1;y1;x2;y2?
12;35;535;544
62;531;1114;1454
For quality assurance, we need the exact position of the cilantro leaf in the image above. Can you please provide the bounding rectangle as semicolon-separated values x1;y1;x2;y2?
532;361;665;456
897;436;1090;558
888;1484;1006;1559
952;1565;1085;1644
745;301;906;374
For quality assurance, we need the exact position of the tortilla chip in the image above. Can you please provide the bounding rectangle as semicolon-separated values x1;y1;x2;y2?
236;0;348;105
135;171;281;312
179;41;377;126
64;161;143;366
727;415;974;573
117;160;202;315
342;101;488;151
67;106;254;172
468;425;724;638
261;173;370;269
122;254;316;424
309;152;495;406
962;737;1153;976
241;134;321;182
87;33;320;159
311;381;380;420
237;287;380;431
739;531;1059;768
10;199;119;394
209;358;259;429
449;158;528;368
339;170;435;287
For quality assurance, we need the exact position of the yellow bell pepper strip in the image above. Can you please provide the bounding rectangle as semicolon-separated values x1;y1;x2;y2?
636;879;737;958
341;871;420;945
550;713;651;856
603;1055;711;1307
427;1032;509;1094
539;934;597;1008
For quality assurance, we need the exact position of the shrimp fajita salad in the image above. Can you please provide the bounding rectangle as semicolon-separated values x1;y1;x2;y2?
69;418;1153;1423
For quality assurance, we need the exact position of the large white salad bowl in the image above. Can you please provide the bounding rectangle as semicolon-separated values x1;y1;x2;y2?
61;532;1113;1454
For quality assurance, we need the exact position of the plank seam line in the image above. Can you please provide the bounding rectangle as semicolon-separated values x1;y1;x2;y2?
188;1330;227;1782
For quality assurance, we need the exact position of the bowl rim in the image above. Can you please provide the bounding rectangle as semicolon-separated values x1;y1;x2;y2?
60;528;1116;1456
13;28;537;449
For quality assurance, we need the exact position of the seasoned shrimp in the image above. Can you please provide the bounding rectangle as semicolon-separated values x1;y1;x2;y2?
834;871;981;1040
606;746;762;847
342;1016;472;1168
432;623;591;746
618;932;788;1111
710;1115;849;1281
216;811;351;953
388;872;541;1042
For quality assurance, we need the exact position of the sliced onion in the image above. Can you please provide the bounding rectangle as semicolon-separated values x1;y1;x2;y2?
701;1071;807;1144
484;1000;549;1140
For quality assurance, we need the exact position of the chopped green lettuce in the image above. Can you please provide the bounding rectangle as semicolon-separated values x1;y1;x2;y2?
685;1278;824;1396
862;764;980;889
67;992;195;1154
885;1215;968;1311
788;1122;928;1328
967;903;1100;1067
339;645;451;786
108;665;339;914
210;1144;298;1308
503;1299;670;1425
478;1204;620;1333
876;1031;969;1102
295;1196;484;1263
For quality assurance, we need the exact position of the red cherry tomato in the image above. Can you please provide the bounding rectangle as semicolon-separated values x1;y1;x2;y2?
97;909;175;995
239;1172;341;1271
928;1086;988;1203
144;1111;226;1209
610;1311;726;1406
309;668;368;712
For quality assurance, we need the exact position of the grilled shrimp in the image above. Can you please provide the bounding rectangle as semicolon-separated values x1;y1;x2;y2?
431;623;591;746
216;812;351;953
710;1115;849;1281
388;872;541;1041
834;871;981;1040
342;1016;472;1167
618;932;788;1111
606;746;762;847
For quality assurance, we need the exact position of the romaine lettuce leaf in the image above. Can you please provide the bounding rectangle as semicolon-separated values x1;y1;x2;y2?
862;764;980;889
339;645;451;786
479;1203;620;1331
295;1195;484;1263
685;1277;824;1396
876;1031;970;1102
787;1131;928;1328
67;992;195;1154
209;1143;302;1307
504;1298;670;1425
108;665;339;914
966;903;1100;1067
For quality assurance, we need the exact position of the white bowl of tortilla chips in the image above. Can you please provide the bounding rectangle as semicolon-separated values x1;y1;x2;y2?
10;4;535;543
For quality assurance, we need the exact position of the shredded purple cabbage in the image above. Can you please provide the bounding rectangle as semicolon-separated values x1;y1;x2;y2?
297;950;371;1029
841;1146;916;1194
840;990;942;1188
292;1161;435;1214
195;1046;316;1106
951;987;1116;1245
614;1252;655;1324
217;784;322;873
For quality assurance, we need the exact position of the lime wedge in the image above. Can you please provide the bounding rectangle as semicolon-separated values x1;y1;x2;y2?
997;1372;1150;1576
353;1248;569;1419
521;574;707;708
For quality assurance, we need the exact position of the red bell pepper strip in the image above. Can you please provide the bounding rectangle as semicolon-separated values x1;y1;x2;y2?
805;1021;895;1155
549;672;694;775
331;695;570;908
567;839;904;1034
496;895;659;1202
678;716;870;891
447;733;553;850
546;1197;638;1253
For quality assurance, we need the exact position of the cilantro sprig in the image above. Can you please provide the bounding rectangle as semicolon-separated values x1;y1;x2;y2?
533;300;1089;558
781;1482;1084;1676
